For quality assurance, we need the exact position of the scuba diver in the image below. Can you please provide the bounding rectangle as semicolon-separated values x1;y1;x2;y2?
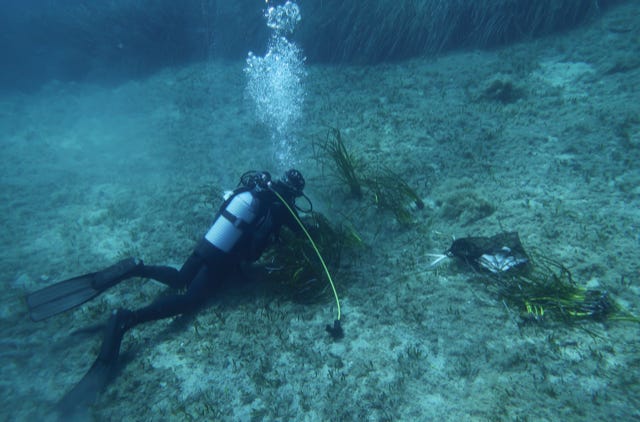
26;169;320;413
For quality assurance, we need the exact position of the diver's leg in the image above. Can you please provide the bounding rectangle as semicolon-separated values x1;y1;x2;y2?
130;265;216;324
98;264;219;359
131;252;205;290
132;265;182;289
57;264;220;414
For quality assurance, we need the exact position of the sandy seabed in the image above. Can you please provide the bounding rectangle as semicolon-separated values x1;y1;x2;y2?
1;3;639;421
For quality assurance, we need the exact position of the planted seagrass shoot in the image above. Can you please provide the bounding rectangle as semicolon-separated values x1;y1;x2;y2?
314;128;424;226
314;127;364;198
362;167;424;226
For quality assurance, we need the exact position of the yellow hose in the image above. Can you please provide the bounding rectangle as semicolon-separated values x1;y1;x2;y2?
270;188;341;321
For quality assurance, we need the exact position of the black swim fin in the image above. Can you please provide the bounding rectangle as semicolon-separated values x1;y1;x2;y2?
56;309;133;417
26;258;142;322
55;356;114;417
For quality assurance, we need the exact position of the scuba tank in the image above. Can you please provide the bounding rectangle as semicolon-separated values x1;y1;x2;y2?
204;172;272;253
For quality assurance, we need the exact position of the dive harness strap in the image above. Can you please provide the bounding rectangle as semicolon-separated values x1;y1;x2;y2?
221;209;252;231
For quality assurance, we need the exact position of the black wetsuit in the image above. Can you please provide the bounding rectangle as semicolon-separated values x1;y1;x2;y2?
98;184;300;364
52;171;309;415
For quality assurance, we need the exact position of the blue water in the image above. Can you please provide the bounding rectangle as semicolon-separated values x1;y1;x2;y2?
1;1;639;420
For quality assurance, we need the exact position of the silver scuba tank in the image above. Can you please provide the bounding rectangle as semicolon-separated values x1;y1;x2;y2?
204;191;260;252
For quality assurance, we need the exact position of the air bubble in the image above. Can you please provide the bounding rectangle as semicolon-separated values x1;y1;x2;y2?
245;1;305;167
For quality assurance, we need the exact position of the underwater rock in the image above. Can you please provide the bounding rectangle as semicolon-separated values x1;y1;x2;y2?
477;76;526;104
439;190;496;227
